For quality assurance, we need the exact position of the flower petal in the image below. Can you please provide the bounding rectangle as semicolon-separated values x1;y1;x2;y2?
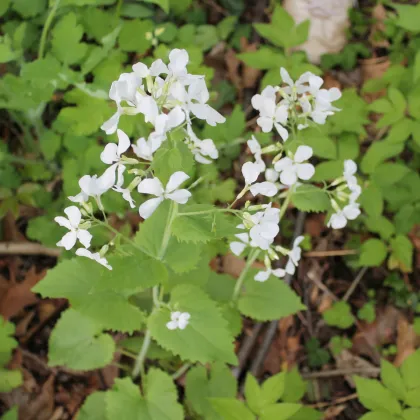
250;182;278;197
280;168;298;186
265;168;279;183
257;116;274;133
254;270;270;282
230;241;246;256
167;106;185;130
100;143;118;164
137;178;164;196
166;189;191;204
272;268;286;278
241;161;260;185
274;122;289;141
166;171;190;193
57;231;77;250
328;213;347;229
294;145;313;163
77;229;92;249
101;111;120;135
64;206;82;228
54;216;72;230
166;321;178;330
296;163;315;181
139;197;164;219
274;157;293;173
117;129;131;155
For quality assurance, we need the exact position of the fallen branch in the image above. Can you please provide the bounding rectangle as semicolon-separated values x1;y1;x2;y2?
302;367;380;380
304;249;358;258
0;242;61;257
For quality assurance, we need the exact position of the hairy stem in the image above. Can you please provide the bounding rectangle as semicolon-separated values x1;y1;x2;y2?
158;201;177;260
172;363;192;380
132;329;152;379
38;0;61;59
232;249;260;301
278;189;292;220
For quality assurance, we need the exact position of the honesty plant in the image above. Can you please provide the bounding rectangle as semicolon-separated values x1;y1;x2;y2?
33;49;362;416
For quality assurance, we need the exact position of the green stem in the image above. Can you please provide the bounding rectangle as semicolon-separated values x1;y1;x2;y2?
115;0;123;18
132;329;152;378
158;201;177;260
38;0;61;59
177;208;241;217
232;249;260;301
279;190;292;220
172;363;192;380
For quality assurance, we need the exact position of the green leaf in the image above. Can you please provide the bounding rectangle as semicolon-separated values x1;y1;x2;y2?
238;274;305;321
40;130;61;160
365;216;395;241
261;372;286;407
186;363;237;419
359;239;388;267
1;406;18;420
260;403;302;420
237;48;286;70
78;392;107;420
12;0;46;17
244;374;262;414
33;255;165;332
300;128;336;160
401;350;420;390
354;376;402;415
403;408;420;420
322;301;354;329
381;359;406;400
389;235;413;273
210;398;254;420
282;368;306;403
312;160;343;182
48;309;115;370
0;369;22;393
195;25;219;51
106;370;184;420
143;0;169;13
405;387;420;407
0;0;11;16
0;320;18;365
52;13;88;65
359;413;400;420
291;185;330;213
394;4;420;33
373;163;411;188
360;183;383;218
358;302;376;323
21;57;61;89
149;285;237;365
118;20;153;53
361;141;404;174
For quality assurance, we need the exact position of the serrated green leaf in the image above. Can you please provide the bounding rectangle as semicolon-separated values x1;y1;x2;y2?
186;363;237;419
1;406;18;420
261;372;286;407
106;370;184;420
12;0;46;17
282;368;306;403
52;13;88;65
401;350;420;390
78;392;107;420
373;163;411;188
312;160;343;182
237;48;286;70
260;403;301;420
210;398;254;420
149;285;237;365
354;376;402;415
244;374;262;414
361;141;404;174
0;321;18;365
143;0;169;13
40;130;61;160
322;301;354;329
119;20;153;53
389;235;413;273
33;254;165;332
359;239;388;267
0;369;22;393
360;183;383;218
49;309;115;370
381;359;406;400
238;274;305;321
291;185;330;213
403;408;420;420
394;4;420;33
359;413;399;420
0;0;11;17
300;128;336;159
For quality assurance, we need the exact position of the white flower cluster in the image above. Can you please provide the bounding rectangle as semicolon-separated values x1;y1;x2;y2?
166;311;191;330
327;160;361;229
55;49;226;270
252;68;341;140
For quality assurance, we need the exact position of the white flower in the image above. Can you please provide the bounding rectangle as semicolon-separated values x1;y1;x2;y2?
132;133;164;161
242;162;262;185
76;248;112;270
255;267;285;282
166;311;190;330
172;78;225;126
100;129;131;187
249;206;280;250
251;85;277;111
311;88;341;124
136;95;160;125
69;167;115;204
55;206;92;251
265;168;279;183
137;171;191;219
229;231;253;256
343;159;357;187
247;136;265;172
285;236;304;275
327;203;361;229
274;146;315;186
250;182;278;197
280;68;321;96
133;58;168;78
113;185;136;209
187;125;218;164
154;106;185;135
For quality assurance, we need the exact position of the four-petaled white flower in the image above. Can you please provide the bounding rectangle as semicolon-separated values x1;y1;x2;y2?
187;125;218;164
229;230;256;256
252;85;289;141
285;236;304;275
255;267;285;282
100;129;131;188
55;206;92;251
249;206;280;250
247;136;266;172
137;171;191;219
166;311;191;330
327;203;361;230
310;87;342;125
132;133;164;162
274;146;315;186
76;248;112;270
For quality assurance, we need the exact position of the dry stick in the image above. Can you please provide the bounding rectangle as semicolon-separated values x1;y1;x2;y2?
308;392;359;409
343;266;369;302
304;249;358;258
249;211;306;377
0;242;61;257
302;367;380;380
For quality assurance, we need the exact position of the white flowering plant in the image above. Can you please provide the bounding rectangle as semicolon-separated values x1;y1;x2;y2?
30;48;361;410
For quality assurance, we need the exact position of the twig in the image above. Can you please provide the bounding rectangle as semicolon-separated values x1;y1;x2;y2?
0;242;61;257
343;267;368;302
172;363;192;380
249;212;306;377
304;249;358;258
308;392;359;409
302;367;380;380
305;272;339;302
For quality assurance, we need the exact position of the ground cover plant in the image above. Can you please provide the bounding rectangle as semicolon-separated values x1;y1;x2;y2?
0;0;420;419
